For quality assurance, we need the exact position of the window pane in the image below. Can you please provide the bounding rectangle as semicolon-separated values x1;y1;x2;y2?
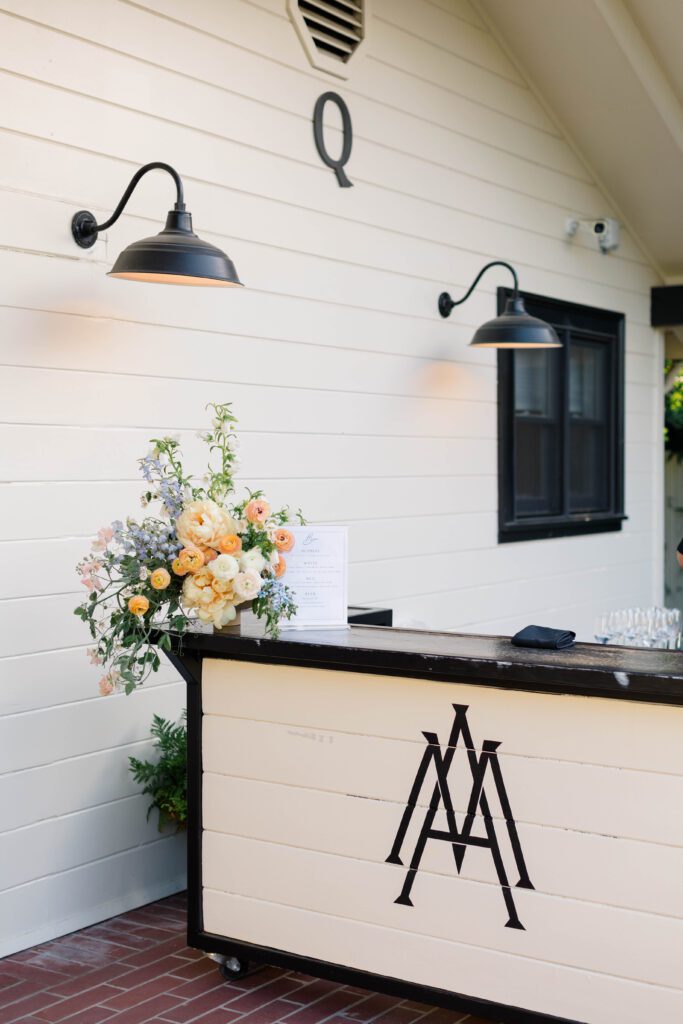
569;342;604;419
514;350;556;417
569;341;610;512
514;420;562;516
513;350;562;517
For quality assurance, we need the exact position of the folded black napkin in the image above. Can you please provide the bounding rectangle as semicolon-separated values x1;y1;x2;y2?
511;624;576;650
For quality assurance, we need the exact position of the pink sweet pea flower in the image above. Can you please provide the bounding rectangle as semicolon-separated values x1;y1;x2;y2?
98;675;115;696
92;526;114;552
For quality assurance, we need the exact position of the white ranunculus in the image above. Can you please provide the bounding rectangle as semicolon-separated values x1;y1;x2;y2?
234;570;263;601
208;554;239;582
240;547;266;574
269;549;280;566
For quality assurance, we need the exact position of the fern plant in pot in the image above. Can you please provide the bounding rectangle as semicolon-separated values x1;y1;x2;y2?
129;712;188;832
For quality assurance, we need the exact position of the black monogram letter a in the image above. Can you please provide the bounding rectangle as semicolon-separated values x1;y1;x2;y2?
387;705;534;930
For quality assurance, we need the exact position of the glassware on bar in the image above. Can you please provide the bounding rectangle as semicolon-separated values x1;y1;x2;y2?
594;607;681;649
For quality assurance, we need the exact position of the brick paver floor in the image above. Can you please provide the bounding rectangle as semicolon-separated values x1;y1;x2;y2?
0;894;499;1024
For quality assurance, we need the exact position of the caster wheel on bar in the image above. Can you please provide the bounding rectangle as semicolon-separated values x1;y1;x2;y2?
218;957;251;981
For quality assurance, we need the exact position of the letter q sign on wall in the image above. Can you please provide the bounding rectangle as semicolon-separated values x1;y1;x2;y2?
313;92;353;188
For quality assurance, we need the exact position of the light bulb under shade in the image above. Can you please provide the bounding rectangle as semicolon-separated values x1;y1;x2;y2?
107;210;242;287
469;296;561;349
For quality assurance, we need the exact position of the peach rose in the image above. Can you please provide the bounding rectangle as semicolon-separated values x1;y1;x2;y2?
150;568;171;590
172;557;189;576
274;555;286;578
176;499;238;552
208;602;237;628
217;533;242;555
191;569;214;599
182;571;236;628
128;595;150;617
245;498;270;525
274;528;294;552
211;578;235;598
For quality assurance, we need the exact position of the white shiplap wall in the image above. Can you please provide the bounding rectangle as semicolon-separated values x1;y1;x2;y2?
0;0;663;953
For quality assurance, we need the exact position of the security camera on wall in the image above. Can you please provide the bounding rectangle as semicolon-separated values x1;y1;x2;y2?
565;216;620;254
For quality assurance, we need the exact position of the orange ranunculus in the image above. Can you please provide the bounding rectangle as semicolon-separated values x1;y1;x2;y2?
178;546;205;573
274;555;286;578
274;528;294;552
128;595;150;617
245;498;270;525
218;533;242;555
150;568;171;590
172;557;189;576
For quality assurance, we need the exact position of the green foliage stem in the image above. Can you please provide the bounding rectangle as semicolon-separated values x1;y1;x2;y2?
129;712;187;831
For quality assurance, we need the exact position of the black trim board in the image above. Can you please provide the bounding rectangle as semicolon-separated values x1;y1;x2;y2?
179;630;589;1024
651;284;683;327
190;930;583;1024
168;623;683;706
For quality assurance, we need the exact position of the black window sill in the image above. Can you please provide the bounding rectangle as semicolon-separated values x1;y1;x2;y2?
499;514;626;543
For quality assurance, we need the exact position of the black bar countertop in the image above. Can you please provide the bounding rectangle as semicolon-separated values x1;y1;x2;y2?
168;622;683;705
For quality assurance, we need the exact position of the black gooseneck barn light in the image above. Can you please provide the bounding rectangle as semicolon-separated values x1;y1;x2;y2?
438;260;561;348
71;162;242;287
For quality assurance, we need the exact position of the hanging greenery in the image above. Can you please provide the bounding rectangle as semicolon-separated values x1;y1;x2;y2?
666;361;683;461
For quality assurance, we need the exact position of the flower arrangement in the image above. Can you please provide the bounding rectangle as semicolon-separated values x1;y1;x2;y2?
75;403;303;695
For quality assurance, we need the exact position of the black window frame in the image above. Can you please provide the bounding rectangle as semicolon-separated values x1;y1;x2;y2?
497;287;626;543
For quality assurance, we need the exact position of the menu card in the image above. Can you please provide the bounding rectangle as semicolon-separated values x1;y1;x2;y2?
280;524;348;630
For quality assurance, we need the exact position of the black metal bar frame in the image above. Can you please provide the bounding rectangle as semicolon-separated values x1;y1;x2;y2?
176;641;598;1024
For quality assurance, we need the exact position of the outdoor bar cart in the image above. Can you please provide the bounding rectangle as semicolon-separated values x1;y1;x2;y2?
166;624;683;1024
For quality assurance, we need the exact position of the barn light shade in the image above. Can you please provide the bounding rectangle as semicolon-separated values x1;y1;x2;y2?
438;260;561;349
71;162;242;288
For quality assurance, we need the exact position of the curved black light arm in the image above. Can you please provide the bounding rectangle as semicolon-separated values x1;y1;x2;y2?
72;162;185;249
438;260;519;318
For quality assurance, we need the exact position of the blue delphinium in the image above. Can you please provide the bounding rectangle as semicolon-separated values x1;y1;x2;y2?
253;577;297;637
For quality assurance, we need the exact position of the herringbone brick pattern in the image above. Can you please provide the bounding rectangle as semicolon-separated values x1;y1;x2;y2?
0;895;498;1024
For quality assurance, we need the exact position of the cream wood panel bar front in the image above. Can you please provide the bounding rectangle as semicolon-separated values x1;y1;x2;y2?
165;626;683;1024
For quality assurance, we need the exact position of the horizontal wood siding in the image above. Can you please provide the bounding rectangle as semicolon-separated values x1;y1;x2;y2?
0;0;663;951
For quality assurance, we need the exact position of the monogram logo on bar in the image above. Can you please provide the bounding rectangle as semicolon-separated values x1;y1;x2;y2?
386;704;534;930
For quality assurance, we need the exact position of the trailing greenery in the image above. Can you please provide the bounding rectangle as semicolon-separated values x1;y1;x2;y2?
666;361;683;460
129;712;187;831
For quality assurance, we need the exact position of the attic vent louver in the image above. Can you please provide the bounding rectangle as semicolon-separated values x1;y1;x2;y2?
300;0;362;61
288;0;367;80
